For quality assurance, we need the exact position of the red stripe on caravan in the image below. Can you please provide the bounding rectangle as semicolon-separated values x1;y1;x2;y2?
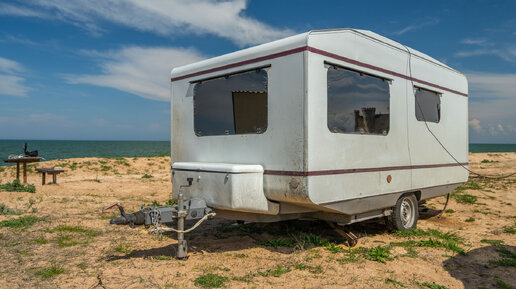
170;46;308;81
263;162;468;177
307;47;469;97
171;46;468;97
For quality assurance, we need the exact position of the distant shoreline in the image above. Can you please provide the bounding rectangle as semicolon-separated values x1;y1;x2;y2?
1;140;515;167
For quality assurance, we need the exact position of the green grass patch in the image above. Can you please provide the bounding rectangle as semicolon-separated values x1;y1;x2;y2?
55;235;81;247
34;266;65;279
100;165;112;171
465;217;475;222
503;223;516;234
394;229;465;255
33;236;48;244
480;239;504;246
0;179;36;193
0;203;23;215
453;193;477;204
165;199;177;206
385;278;405;287
260;237;296;248
152;255;173;260
194;273;228;288
481;159;499;163
48;225;100;237
495;279;514;289
325;242;345;253
0;215;44;228
257;265;291;277
114;242;132;254
419;281;448;289
365;246;391;263
142;174;153;179
491;247;516;268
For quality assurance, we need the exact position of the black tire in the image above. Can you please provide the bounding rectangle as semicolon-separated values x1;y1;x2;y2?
389;193;418;231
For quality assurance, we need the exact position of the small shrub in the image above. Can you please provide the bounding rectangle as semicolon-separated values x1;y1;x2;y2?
34;266;65;279
465;217;475;222
325;243;344;253
194;273;228;288
0;216;44;228
142;174;153;179
165;199;177;206
365;246;391;263
0;179;36;193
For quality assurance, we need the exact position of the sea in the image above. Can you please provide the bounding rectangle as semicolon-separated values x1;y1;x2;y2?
0;140;169;166
0;140;515;166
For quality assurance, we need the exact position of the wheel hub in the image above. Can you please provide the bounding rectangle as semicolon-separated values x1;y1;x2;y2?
400;198;414;228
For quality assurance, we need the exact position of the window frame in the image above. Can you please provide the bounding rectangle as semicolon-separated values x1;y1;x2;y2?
325;62;392;136
414;86;441;124
192;66;270;137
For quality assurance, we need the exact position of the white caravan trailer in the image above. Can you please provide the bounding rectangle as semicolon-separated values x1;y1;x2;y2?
111;29;468;257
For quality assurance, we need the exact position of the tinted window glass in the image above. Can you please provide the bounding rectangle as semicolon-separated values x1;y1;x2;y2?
415;88;440;123
194;69;268;136
327;66;390;135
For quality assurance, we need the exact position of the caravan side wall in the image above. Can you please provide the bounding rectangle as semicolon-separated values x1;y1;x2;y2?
303;31;468;213
171;50;307;196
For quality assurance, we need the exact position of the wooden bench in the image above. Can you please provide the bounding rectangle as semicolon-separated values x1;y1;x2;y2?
36;168;65;185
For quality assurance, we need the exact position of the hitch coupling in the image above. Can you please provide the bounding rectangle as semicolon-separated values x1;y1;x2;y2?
107;185;214;259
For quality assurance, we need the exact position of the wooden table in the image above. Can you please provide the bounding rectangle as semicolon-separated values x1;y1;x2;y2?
3;157;42;184
35;168;65;185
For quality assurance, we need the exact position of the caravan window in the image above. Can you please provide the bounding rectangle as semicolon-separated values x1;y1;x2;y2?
415;87;440;123
327;65;390;135
193;69;268;136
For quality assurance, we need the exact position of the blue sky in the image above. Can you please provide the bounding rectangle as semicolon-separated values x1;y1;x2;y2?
0;0;515;143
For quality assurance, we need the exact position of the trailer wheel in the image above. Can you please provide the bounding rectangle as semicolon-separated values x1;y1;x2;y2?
389;193;418;231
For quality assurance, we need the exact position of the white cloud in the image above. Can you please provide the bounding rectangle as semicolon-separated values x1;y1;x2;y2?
0;57;25;74
460;38;488;45
0;3;50;18
455;46;516;63
0;57;30;97
4;0;294;46
497;124;505;132
392;18;440;36
468;118;482;132
467;71;516;142
65;46;206;101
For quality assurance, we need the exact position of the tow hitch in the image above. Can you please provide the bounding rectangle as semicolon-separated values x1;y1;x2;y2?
106;178;215;259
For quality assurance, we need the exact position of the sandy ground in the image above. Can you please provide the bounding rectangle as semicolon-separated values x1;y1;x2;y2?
0;154;515;289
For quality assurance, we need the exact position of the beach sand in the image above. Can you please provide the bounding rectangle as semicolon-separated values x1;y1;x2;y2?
0;153;515;288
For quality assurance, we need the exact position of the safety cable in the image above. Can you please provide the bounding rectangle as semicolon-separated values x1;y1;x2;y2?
402;43;515;180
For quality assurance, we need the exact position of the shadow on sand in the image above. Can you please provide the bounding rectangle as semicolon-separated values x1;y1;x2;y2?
443;245;516;289
107;204;442;261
